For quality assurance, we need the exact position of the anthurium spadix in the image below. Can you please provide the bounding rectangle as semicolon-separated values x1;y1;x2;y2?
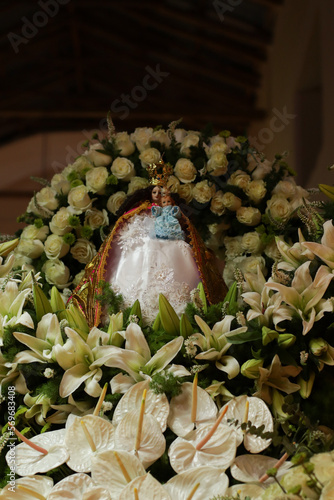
48;472;111;500
104;323;183;383
265;261;334;335
0;475;54;500
91;450;146;498
65;415;115;472
164;466;229;500
112;380;169;432
6;428;68;476
167;381;218;437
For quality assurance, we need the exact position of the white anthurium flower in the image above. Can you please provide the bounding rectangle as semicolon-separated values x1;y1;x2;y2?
0;253;15;278
65;415;115;473
114;410;166;468
104;323;184;383
168;422;237;474
119;473;172;500
227;483;265;499
13;313;63;364
242;266;292;330
0;475;54;499
266;261;334;335
167;381;218;437
91;450;146;498
164;466;229;500
302;219;334;269
48;472;111;500
230;454;292;484
192;315;244;378
112;380;169;432
56;326;121;398
6;429;68;476
275;229;314;271
219;395;274;453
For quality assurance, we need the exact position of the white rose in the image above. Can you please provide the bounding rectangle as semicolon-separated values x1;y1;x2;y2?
206;138;230;158
72;269;85;287
207;152;228;177
70;238;97;264
151;129;171;147
228;170;251;190
13;253;33;268
107;191;127;215
71;156;94;174
290;186;310;211
20;224;49;241
178;183;194;203
272;179;296;199
236;206;262;226
84;143;112;167
51;173;71;195
67;185;92;214
222;192;242;211
139;148;161;168
49;207;72;236
111;157;135;181
130;127;154;152
266;195;291;221
241;232;262;254
174;158;197;183
127;177;149;195
85;208;109;229
224;236;243;259
35;187;59;211
264;238;281;261
115;132;135;156
246;180;267;203
248;154;272;180
180;132;200;156
240;255;266;276
42;259;71;289
210;191;226;216
85;166;109;193
15;239;44;259
174;128;187;143
44;234;70;260
166;175;180;194
192;180;215;204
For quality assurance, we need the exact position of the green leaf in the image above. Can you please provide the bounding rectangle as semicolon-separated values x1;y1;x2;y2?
180;313;193;339
33;280;52;322
159;294;180;336
226;330;263;344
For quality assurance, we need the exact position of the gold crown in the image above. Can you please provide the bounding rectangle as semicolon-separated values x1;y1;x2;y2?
147;159;173;186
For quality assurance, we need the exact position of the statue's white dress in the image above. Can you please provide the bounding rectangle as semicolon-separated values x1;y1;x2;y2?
104;212;200;324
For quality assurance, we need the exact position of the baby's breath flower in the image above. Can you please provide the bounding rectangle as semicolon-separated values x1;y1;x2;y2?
101;401;113;413
190;364;209;374
128;314;139;324
184;336;197;357
190;288;203;310
236;311;246;326
43;368;55;379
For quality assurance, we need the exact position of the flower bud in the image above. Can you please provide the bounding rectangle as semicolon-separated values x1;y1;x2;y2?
241;358;263;379
298;371;315;399
262;326;279;346
309;338;328;356
277;333;296;349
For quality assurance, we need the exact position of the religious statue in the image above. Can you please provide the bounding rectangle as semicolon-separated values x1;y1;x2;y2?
70;160;227;326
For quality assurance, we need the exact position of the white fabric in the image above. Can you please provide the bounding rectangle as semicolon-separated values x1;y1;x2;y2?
104;213;200;324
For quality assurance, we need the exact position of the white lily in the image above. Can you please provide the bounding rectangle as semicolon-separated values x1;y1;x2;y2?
14;313;63;364
48;472;111;500
242;266;292;330
104;323;183;384
0;352;28;394
55;326;121;398
302;219;334;269
23;392;53;426
0;281;34;346
266;261;334;335
0;253;15;278
191;315;244;378
275;229;314;271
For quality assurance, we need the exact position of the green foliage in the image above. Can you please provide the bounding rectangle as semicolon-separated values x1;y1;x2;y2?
150;371;183;398
95;281;123;316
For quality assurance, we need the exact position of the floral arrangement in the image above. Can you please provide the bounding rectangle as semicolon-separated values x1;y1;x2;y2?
1;119;334;499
